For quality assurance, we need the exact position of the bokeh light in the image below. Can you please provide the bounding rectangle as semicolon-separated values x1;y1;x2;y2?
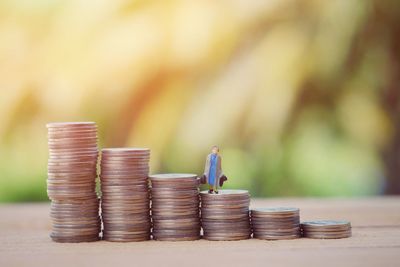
0;0;399;202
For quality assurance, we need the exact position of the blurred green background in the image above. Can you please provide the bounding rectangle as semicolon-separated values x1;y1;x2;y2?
0;0;399;202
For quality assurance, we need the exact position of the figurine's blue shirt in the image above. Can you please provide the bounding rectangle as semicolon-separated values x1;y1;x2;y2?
208;153;218;186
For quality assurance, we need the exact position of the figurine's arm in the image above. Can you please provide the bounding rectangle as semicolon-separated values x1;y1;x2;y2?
218;155;223;177
217;155;228;187
204;155;210;176
199;155;211;185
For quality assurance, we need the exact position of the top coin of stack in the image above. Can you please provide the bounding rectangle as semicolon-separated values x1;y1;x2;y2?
149;173;200;241
200;189;251;241
46;122;100;243
100;148;151;242
301;220;352;239
251;207;300;240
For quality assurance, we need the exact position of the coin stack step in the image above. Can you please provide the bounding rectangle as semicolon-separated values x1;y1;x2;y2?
200;189;251;241
149;173;200;241
46;122;100;243
100;148;151;242
251;207;300;240
301;220;352;239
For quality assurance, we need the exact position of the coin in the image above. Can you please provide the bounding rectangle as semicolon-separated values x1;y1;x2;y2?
47;122;100;243
100;148;151;242
250;207;300;240
149;173;200;241
200;189;251;241
300;220;352;239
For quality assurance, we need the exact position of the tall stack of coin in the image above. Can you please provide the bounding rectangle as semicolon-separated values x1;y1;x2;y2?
200;189;251;241
100;148;151;242
301;220;352;239
149;174;200;241
251;207;300;240
46;122;100;243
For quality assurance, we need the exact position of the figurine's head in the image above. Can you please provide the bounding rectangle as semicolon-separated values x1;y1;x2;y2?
211;145;219;154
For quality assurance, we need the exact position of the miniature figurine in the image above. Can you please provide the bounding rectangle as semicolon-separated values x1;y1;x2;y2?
200;145;228;194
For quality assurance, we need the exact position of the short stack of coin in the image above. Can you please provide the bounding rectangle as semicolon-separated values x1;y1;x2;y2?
100;148;151;242
301;220;352;239
149;174;200;241
46;122;100;243
200;189;251;241
251;207;300;240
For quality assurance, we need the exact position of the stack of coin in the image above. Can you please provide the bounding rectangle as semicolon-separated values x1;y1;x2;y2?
251;207;300;240
301;220;352;239
200;189;251;241
46;122;100;243
149;174;200;241
100;148;151;242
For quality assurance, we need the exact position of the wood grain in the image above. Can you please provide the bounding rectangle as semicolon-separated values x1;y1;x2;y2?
0;197;399;267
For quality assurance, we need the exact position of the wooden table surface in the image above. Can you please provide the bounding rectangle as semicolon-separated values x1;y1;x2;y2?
1;197;399;267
